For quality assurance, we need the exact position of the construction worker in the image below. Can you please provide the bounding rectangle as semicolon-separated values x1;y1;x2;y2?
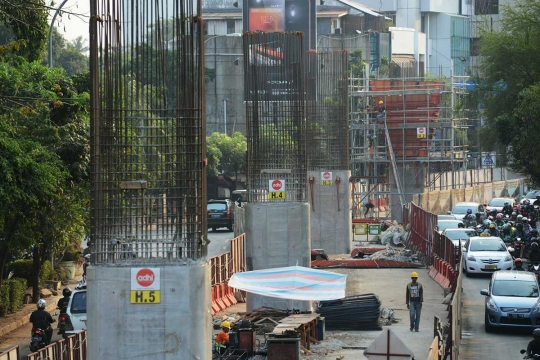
215;321;231;354
406;271;423;332
376;100;386;122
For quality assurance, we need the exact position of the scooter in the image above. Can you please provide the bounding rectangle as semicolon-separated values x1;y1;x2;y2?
29;327;49;352
521;349;540;359
510;238;524;259
530;262;540;280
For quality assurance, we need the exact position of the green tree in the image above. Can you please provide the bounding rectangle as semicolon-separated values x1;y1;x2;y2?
206;132;247;181
470;0;540;184
47;28;89;76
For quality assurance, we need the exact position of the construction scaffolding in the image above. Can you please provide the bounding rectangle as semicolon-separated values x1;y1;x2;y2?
349;76;468;220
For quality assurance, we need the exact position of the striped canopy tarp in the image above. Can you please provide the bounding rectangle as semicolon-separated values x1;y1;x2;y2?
228;266;347;301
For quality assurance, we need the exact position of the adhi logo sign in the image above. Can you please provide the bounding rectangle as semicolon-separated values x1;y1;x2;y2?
131;268;160;291
323;172;331;180
272;179;283;191
269;179;285;192
136;268;155;287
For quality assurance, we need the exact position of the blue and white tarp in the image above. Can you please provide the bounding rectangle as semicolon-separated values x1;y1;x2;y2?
228;266;347;301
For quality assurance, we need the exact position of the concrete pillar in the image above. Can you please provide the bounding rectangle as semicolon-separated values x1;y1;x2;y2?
396;0;421;31
308;170;352;255
86;264;211;360
245;202;311;311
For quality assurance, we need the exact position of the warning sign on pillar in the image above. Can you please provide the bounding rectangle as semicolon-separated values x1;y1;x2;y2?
321;171;333;186
130;268;161;304
417;127;427;139
268;179;286;200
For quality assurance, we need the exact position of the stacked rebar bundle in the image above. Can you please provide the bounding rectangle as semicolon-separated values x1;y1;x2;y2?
317;293;382;330
90;0;206;263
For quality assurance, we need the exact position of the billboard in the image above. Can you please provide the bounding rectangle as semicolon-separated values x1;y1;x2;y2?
243;0;316;50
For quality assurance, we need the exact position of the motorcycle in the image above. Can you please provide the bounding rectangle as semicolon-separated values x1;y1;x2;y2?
530;262;540;280
509;238;523;259
521;349;540;359
29;327;49;352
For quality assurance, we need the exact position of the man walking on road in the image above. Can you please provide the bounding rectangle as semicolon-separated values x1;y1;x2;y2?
406;271;423;332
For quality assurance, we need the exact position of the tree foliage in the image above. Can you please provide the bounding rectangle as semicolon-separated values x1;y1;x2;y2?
470;0;540;185
206;132;247;180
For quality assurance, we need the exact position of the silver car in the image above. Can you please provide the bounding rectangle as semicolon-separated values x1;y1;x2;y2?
481;271;540;332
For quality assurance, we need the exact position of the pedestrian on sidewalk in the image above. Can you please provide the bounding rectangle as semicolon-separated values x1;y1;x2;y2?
406;271;423;332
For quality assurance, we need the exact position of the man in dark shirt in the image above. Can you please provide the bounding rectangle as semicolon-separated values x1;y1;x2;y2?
406;272;423;332
527;328;540;358
30;299;55;344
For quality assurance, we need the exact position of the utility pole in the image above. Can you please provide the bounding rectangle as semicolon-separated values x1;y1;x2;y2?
48;0;69;68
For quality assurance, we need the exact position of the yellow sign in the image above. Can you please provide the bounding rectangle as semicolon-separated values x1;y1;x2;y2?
269;191;286;199
130;290;161;304
321;180;333;186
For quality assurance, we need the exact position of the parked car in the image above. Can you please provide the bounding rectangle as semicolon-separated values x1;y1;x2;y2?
64;287;86;338
448;202;486;221
436;219;464;233
461;236;513;276
521;190;540;205
207;199;234;232
486;197;515;213
481;270;540;332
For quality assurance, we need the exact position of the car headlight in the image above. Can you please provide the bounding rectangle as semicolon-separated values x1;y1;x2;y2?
504;255;512;262
467;254;476;261
533;303;540;314
486;299;498;311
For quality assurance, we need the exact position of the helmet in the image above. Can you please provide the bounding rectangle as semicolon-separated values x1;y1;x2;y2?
523;217;529;222
532;229;539;235
62;287;72;297
515;258;523;263
84;254;91;260
534;328;540;337
517;215;523;220
532;242;539;250
525;199;531;205
411;271;418;278
467;209;472;214
537;195;540;200
379;100;384;105
504;202;509;205
503;224;510;231
489;223;496;229
512;211;517;216
37;299;46;309
496;214;502;219
221;321;231;329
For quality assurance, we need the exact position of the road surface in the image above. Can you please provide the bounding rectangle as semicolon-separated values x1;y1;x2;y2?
207;229;235;258
0;317;63;358
459;272;531;359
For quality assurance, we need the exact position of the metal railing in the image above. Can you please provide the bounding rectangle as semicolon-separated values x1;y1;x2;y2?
0;346;19;360
24;330;87;360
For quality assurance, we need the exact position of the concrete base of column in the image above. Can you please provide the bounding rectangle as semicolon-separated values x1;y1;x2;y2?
86;264;211;360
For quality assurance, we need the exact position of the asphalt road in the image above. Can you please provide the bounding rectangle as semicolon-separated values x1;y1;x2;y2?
0;319;64;358
207;229;235;258
459;272;532;359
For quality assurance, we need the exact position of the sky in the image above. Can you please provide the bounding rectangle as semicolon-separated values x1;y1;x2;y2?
49;0;91;43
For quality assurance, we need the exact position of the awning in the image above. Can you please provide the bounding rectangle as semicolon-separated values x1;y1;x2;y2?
228;265;347;301
334;0;390;19
391;54;416;67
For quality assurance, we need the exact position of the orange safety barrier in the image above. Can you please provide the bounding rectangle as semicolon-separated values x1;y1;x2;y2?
210;234;246;315
26;330;86;360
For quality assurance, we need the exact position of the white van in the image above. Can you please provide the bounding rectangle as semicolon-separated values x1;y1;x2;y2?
64;287;87;337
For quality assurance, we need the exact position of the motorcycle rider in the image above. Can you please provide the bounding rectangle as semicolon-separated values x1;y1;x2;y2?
534;195;540;207
502;201;513;216
463;209;476;227
29;299;55;345
522;217;533;238
487;222;500;237
511;211;519;222
512;258;526;271
527;328;540;358
529;242;540;266
56;288;71;313
494;213;505;228
500;224;514;244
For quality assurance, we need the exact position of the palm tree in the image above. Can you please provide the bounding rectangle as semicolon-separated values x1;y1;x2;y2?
68;36;89;53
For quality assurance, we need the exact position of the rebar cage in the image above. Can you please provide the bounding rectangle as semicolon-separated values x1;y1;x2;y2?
306;51;350;170
243;32;307;203
89;0;206;264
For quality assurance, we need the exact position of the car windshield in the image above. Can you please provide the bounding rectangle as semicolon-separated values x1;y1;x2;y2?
470;240;506;252
525;191;540;199
488;199;507;207
207;203;227;211
438;221;463;231
492;280;539;297
451;206;472;214
70;291;86;314
444;230;477;241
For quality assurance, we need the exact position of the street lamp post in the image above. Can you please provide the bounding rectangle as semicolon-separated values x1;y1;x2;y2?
48;0;69;68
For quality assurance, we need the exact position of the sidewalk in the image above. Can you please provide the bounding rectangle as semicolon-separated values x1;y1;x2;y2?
0;277;83;339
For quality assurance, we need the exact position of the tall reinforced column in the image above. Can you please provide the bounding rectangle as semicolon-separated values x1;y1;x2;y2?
88;0;210;358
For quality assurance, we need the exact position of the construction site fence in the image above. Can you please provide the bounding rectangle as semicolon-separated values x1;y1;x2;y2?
210;233;246;315
0;346;19;360
403;202;437;265
450;269;463;360
22;330;87;360
419;178;524;215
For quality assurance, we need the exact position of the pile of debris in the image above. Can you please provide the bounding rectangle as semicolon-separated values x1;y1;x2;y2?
380;221;408;246
368;244;421;263
317;293;382;331
214;306;292;334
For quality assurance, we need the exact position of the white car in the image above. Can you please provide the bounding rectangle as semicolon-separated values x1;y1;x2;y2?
461;236;513;277
64;287;87;337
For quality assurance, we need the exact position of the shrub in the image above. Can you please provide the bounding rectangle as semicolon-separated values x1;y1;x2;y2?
0;283;9;317
40;260;52;284
7;260;33;285
8;278;27;312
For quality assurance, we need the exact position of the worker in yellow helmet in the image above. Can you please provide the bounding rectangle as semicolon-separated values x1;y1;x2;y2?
376;100;386;123
215;321;231;354
406;271;423;332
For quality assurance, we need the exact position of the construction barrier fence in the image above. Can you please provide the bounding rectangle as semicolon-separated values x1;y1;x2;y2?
0;346;19;360
403;202;437;265
420;178;523;214
24;330;87;360
210;234;246;315
450;269;463;360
